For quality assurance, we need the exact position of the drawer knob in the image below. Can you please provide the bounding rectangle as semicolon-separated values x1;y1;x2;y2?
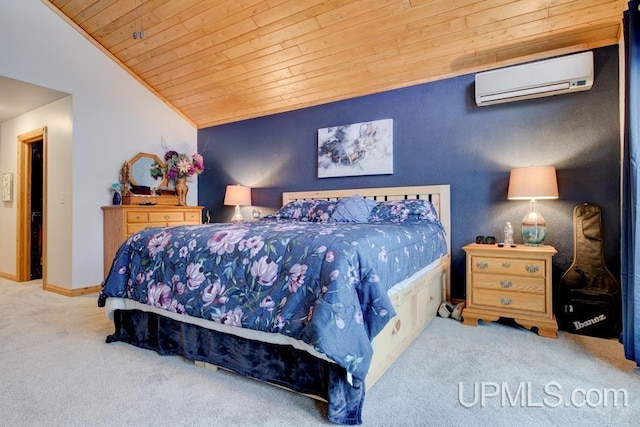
476;261;488;269
500;297;512;305
525;265;539;274
500;280;513;288
502;262;511;268
164;215;170;220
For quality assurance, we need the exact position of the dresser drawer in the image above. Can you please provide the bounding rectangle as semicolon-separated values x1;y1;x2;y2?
184;211;201;221
127;211;149;223
471;273;545;294
472;288;546;313
471;256;546;277
148;211;185;223
127;223;165;235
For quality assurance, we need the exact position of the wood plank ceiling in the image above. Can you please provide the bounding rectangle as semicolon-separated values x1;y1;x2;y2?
43;0;627;129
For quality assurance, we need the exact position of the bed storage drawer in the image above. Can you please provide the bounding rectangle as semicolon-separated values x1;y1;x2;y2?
367;258;447;389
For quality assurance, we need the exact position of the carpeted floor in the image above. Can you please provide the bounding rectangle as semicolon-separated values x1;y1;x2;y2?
1;278;638;426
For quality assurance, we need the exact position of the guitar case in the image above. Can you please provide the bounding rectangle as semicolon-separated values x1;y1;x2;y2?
557;203;621;338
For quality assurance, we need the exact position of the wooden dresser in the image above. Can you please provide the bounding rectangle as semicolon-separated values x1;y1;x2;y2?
102;205;203;277
461;243;558;338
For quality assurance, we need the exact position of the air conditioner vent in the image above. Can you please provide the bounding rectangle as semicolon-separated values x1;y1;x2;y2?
475;52;593;106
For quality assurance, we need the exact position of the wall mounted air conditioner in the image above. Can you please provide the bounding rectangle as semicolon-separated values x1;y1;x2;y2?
475;51;593;106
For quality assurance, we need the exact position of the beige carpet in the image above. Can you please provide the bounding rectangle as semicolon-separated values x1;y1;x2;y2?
1;278;639;426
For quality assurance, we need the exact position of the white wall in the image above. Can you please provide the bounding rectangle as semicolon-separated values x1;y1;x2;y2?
0;1;197;289
0;97;73;285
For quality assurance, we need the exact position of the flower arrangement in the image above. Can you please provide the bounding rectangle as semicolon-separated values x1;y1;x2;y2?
110;182;124;205
110;182;123;193
151;150;204;182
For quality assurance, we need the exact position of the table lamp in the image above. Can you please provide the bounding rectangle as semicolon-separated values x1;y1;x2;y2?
507;166;559;246
224;184;252;222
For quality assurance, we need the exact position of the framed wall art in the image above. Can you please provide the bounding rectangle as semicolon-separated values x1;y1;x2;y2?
2;173;13;202
317;118;393;178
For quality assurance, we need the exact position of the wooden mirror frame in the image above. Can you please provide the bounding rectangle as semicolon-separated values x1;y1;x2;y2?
127;152;167;191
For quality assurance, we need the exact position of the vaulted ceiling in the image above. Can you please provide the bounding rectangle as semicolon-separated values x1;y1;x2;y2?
42;0;627;129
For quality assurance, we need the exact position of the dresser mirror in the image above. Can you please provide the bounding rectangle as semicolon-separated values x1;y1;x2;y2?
127;152;167;193
119;153;178;205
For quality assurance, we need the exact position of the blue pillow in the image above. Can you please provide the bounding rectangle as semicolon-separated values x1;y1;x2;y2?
330;195;376;223
369;199;439;223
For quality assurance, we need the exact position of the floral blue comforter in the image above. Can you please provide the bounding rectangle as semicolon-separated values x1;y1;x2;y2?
100;219;447;383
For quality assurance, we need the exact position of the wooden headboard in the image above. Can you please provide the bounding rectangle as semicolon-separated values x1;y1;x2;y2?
282;185;451;258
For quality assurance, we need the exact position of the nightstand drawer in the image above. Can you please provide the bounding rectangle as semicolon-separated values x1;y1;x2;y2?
148;211;184;222
472;288;546;313
471;256;546;277
471;273;545;294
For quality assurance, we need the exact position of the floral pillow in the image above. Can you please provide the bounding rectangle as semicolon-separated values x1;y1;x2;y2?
272;199;335;222
369;199;439;223
330;195;377;223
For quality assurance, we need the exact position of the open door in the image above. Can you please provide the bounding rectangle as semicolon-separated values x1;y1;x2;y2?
16;128;47;284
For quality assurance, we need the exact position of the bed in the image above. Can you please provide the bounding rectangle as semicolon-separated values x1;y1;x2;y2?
98;185;451;425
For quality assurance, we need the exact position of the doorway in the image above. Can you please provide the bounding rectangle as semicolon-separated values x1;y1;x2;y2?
17;128;47;283
29;140;43;279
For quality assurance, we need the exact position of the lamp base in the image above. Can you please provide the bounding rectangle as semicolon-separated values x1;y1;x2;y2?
521;199;547;246
230;204;244;222
521;223;547;246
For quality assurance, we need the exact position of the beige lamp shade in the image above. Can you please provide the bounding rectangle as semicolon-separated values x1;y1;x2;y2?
507;166;559;200
224;184;252;222
224;185;252;206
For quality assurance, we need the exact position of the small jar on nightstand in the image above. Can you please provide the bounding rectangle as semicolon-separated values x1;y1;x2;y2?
461;243;558;338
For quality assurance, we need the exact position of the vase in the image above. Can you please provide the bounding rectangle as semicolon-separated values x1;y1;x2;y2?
112;191;121;205
175;178;188;206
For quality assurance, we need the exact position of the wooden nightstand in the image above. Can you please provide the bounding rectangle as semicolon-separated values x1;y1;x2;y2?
461;243;558;338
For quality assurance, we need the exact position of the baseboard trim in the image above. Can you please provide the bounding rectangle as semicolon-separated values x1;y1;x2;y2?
43;283;102;297
0;271;18;281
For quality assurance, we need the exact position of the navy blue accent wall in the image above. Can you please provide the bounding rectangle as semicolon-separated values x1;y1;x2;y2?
198;46;620;300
